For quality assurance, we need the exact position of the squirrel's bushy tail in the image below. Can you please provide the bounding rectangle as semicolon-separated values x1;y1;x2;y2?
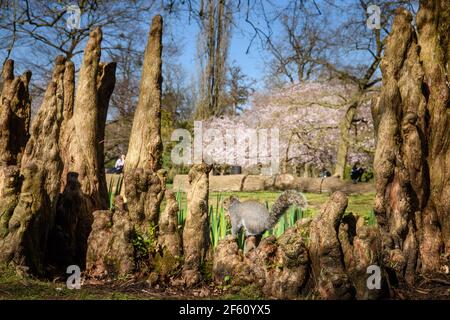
268;190;308;228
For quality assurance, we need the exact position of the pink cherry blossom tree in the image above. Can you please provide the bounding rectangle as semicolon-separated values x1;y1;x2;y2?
202;80;375;177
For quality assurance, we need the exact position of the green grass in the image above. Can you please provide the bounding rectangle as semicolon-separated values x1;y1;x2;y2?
174;191;308;251
0;264;145;300
0;263;262;300
107;174;123;210
170;191;374;218
365;210;377;226
168;190;375;251
1;190;375;300
109;179;375;249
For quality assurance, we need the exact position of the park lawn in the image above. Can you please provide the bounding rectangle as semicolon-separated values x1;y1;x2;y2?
0;264;149;300
169;190;375;220
0;263;259;300
0;191;374;300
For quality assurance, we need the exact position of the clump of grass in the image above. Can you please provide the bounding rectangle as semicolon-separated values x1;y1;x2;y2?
209;194;229;248
223;284;263;300
175;191;306;251
264;206;307;239
0;263;148;300
176;188;186;227
171;190;378;252
107;175;123;210
365;210;377;226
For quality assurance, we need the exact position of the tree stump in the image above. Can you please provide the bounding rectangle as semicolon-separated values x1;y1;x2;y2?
0;59;32;255
213;191;386;299
0;56;67;274
158;190;182;258
308;192;355;299
213;230;310;299
183;163;212;287
86;196;135;278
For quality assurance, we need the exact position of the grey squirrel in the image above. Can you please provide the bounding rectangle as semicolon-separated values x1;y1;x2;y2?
223;190;308;236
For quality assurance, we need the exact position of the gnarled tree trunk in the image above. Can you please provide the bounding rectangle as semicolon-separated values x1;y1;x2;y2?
182;163;212;287
0;56;68;274
0;28;116;274
86;197;135;278
0;59;31;166
158;190;182;258
51;27;116;270
0;60;31;241
372;2;449;284
124;15;165;230
86;15;168;279
308;192;355;299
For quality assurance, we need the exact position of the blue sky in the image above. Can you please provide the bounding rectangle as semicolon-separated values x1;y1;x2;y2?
1;0;395;92
165;0;384;91
168;8;272;90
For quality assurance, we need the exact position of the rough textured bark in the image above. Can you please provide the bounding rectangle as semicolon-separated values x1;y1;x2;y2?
372;2;450;283
50;27;116;270
416;0;450;273
158;190;182;257
85;16;167;279
60;27;114;208
308;192;387;299
308;191;355;299
86;196;135;278
0;56;68;274
0;166;20;240
0;59;31;166
213;229;310;299
215;190;385;299
124;15;165;229
338;214;387;299
182;163;212;287
145;190;184;283
0;60;31;241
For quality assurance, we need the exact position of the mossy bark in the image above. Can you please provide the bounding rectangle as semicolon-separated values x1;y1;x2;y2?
158;190;182;257
0;56;68;274
372;2;449;284
0;28;116;275
0;59;31;242
86;197;135;278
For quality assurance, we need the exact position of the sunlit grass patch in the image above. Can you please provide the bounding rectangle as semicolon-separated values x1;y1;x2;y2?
107;174;123;210
164;189;375;250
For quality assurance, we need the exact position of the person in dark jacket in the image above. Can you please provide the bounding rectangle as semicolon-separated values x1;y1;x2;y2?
319;167;332;178
350;162;364;184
